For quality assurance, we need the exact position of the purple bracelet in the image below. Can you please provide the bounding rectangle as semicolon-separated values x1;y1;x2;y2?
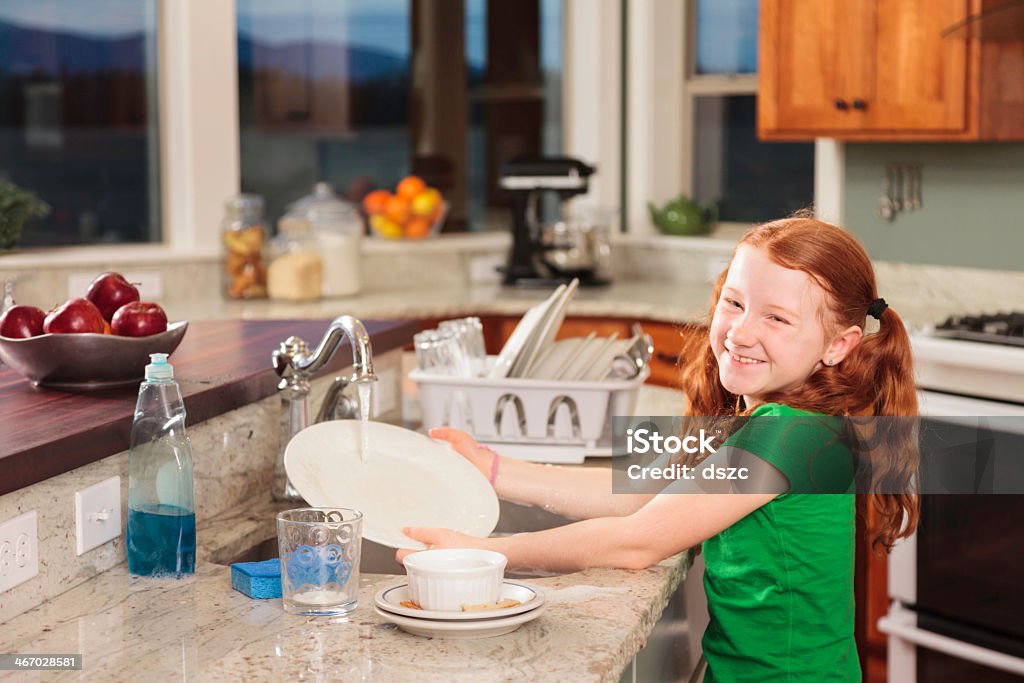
482;446;500;485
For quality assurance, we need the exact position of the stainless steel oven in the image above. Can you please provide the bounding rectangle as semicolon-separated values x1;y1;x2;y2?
880;387;1024;681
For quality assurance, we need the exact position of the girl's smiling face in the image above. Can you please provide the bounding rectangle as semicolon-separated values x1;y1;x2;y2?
710;245;851;408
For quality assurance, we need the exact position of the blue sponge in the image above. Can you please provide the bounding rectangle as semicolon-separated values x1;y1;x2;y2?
231;559;282;599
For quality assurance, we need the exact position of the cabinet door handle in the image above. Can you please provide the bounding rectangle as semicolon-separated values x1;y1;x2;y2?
655;352;678;365
852;98;868;111
834;98;849;110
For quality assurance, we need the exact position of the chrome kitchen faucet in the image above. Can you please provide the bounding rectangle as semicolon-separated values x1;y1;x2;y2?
271;315;377;501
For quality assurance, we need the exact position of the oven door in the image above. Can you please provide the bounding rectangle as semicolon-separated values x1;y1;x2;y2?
881;390;1024;681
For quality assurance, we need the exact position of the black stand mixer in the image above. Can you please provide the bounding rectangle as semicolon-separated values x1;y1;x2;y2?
499;156;610;288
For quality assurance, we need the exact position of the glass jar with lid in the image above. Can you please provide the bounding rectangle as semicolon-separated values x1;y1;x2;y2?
267;215;323;302
221;194;268;299
286;182;363;297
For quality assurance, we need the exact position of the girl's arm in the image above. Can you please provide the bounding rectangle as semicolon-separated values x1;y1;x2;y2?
431;427;655;519
397;490;779;573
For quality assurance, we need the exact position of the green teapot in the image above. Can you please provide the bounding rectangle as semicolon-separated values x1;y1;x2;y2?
647;195;718;236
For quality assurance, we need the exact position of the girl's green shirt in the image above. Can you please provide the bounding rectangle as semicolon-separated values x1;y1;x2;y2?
702;403;860;682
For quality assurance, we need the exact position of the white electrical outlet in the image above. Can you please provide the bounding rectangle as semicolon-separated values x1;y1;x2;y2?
372;366;399;417
0;510;39;593
75;476;122;556
469;254;505;284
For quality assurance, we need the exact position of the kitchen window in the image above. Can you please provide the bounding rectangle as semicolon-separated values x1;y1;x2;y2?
0;0;161;248
683;0;814;225
236;0;565;233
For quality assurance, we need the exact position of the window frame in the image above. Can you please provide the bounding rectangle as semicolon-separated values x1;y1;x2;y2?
624;0;842;238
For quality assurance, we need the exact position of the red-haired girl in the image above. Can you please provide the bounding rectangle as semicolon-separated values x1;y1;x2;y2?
399;217;920;681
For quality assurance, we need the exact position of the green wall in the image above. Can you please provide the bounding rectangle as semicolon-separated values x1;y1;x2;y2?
843;143;1024;272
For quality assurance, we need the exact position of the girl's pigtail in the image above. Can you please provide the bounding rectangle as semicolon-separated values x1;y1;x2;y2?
852;306;920;551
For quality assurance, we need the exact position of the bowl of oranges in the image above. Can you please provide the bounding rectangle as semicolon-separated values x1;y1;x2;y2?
362;176;447;240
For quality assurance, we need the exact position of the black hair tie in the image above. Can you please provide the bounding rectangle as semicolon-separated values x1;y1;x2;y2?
867;298;888;320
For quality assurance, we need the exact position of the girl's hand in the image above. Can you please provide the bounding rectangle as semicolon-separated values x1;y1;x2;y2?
429;427;498;483
394;526;486;563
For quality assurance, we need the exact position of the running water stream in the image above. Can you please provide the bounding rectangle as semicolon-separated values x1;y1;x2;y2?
358;382;372;463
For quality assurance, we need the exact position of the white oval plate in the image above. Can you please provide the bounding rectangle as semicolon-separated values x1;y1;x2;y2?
284;421;499;549
374;603;546;639
375;580;544;621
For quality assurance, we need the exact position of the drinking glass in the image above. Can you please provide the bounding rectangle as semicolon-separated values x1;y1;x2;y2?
277;507;363;616
439;317;486;376
413;329;472;377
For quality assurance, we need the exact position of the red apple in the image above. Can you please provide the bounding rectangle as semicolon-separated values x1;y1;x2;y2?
111;301;168;337
85;272;140;322
43;298;106;334
0;304;46;338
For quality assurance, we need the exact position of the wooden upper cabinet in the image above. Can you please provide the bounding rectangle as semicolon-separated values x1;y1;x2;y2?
761;0;874;132
871;1;968;132
759;0;1024;141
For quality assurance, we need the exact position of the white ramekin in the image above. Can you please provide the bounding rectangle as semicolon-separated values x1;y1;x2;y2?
402;548;507;611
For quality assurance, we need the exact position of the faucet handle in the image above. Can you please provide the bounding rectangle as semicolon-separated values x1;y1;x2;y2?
315;376;361;422
273;335;309;375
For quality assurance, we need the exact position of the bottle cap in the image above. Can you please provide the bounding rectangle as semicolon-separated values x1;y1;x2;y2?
145;353;174;380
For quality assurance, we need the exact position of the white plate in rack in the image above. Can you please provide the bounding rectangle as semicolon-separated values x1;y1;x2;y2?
578;333;621;381
509;278;579;378
489;284;566;379
527;337;583;379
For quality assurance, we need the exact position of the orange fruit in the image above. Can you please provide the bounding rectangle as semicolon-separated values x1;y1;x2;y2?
370;215;403;239
405;217;432;239
396;175;426;200
410;188;442;217
362;190;391;215
384;195;411;224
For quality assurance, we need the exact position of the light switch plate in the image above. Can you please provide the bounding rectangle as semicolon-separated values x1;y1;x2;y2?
0;510;39;593
469;254;505;284
75;476;122;556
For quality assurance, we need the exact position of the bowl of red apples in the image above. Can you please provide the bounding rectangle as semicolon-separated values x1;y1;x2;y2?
0;272;187;390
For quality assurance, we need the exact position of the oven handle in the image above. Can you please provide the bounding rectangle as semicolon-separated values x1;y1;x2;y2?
879;602;1024;676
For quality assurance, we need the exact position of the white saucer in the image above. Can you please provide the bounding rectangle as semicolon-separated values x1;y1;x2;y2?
374;603;546;639
374;581;544;621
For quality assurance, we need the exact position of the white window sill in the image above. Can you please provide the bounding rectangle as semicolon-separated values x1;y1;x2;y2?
0;228;745;271
617;223;746;253
0;244;222;268
0;232;513;270
361;231;510;253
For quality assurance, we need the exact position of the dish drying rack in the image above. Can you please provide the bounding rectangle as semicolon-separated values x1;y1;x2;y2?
411;357;649;464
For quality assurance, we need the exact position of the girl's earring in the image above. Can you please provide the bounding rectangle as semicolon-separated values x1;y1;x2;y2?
827;359;835;366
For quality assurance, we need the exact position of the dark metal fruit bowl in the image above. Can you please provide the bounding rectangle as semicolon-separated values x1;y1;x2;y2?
0;321;188;390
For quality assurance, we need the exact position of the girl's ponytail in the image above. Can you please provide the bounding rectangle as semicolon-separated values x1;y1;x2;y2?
846;305;920;551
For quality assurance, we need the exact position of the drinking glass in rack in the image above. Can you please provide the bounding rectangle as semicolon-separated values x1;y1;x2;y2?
413;329;473;377
439;317;486;377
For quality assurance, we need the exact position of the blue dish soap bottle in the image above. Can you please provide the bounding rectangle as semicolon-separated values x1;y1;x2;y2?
126;353;196;577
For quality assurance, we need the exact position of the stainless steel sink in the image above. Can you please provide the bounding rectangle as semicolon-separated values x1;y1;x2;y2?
210;500;573;576
220;534;407;575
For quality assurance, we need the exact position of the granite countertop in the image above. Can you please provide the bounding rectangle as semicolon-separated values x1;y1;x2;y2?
1;525;691;683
